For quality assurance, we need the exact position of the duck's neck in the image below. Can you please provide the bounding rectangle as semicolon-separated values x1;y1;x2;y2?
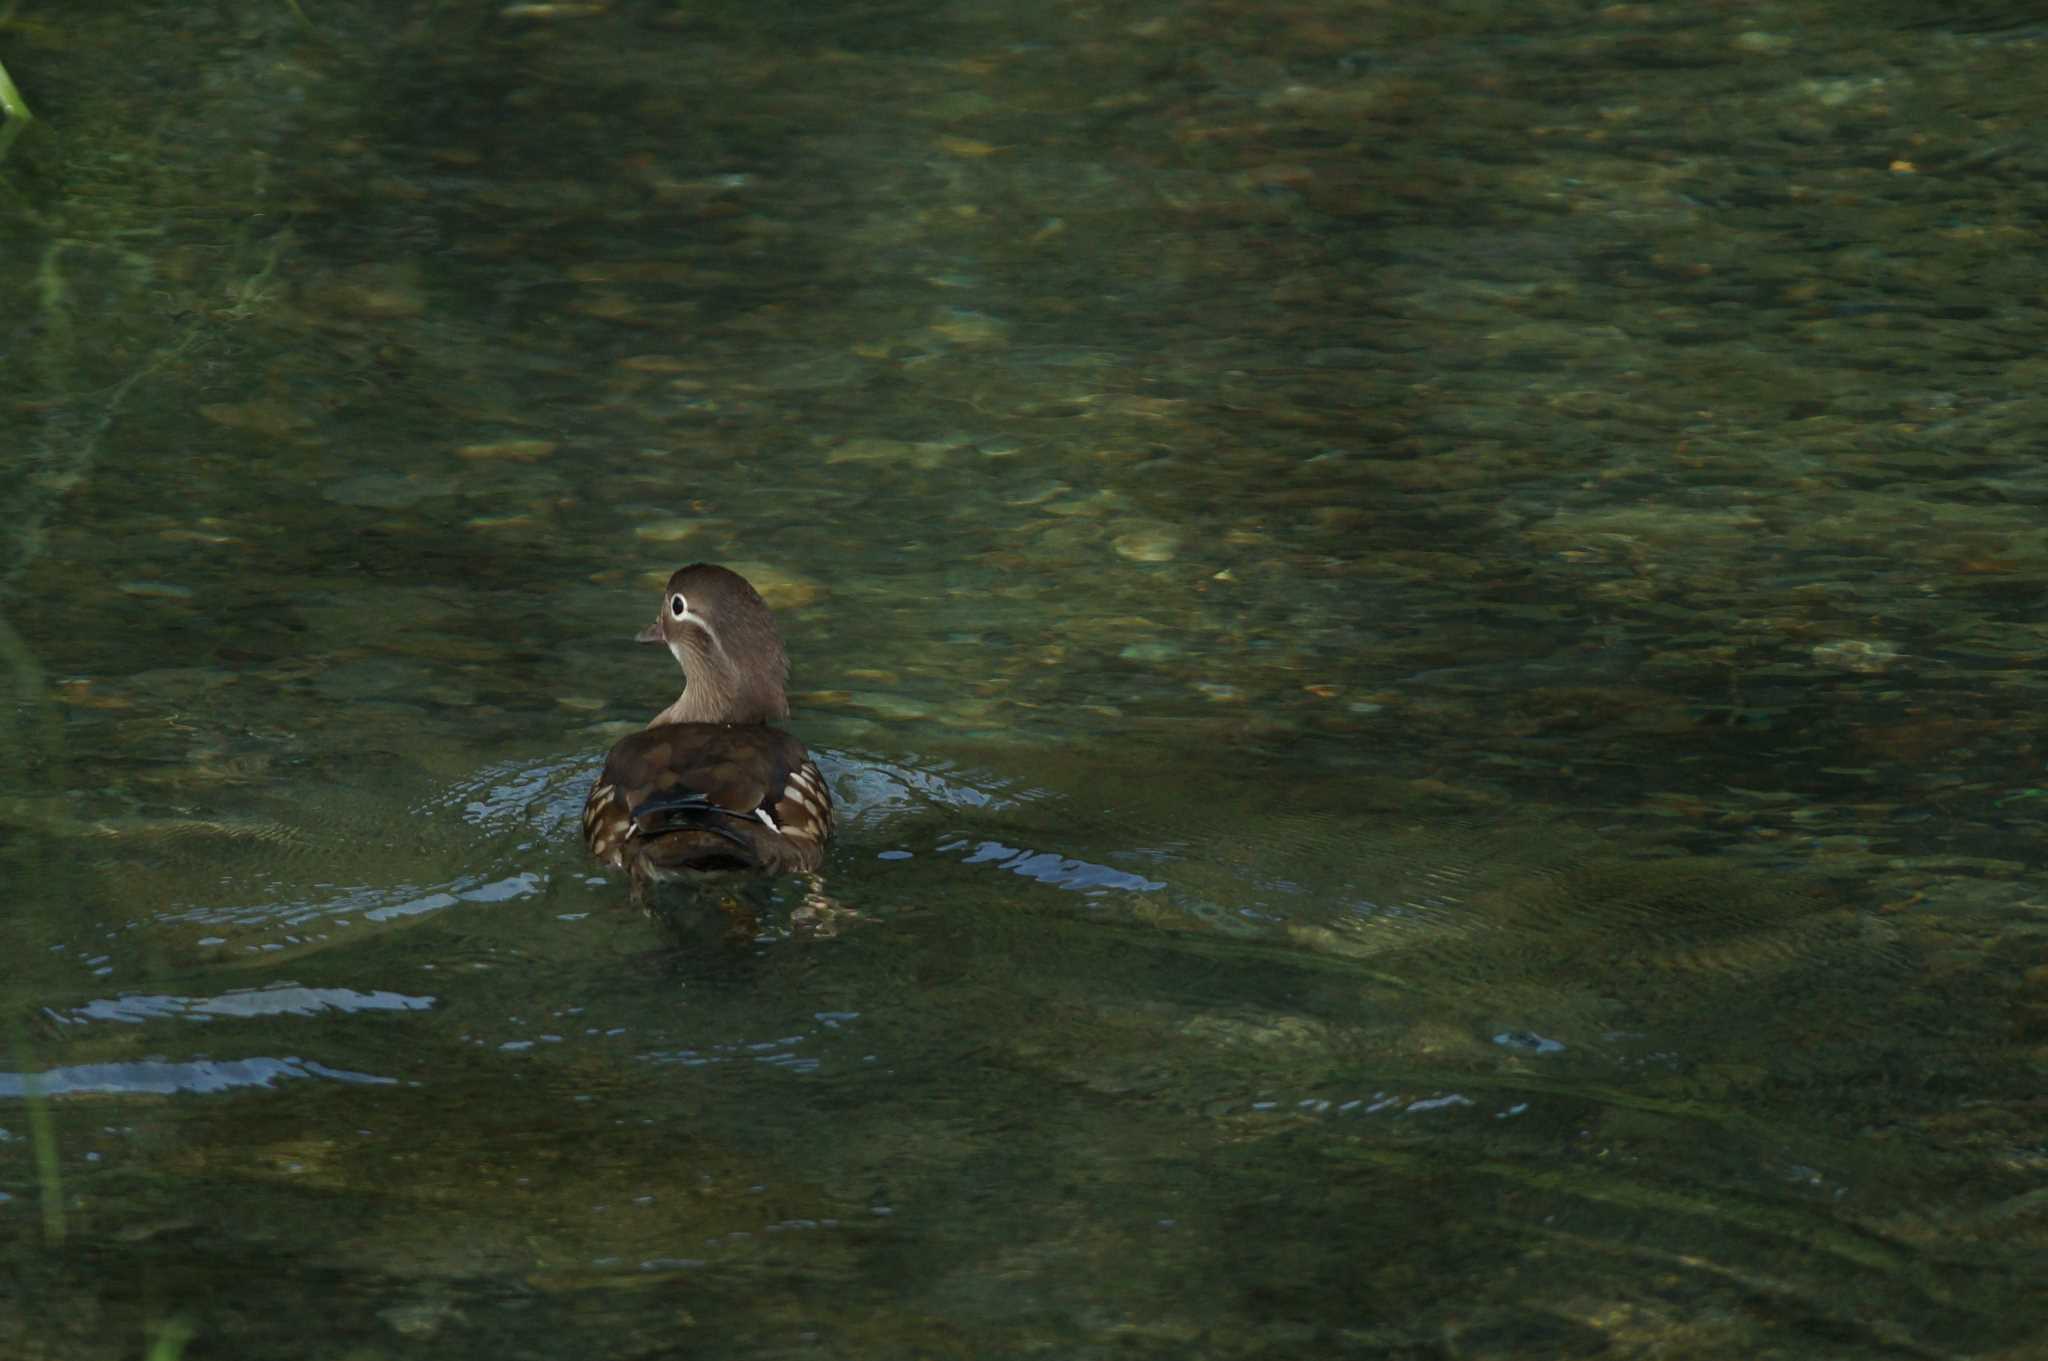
648;668;787;727
651;681;728;727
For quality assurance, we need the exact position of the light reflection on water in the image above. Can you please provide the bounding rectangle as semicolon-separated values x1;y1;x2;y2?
1;0;2041;1354
0;1057;397;1098
947;839;1167;894
142;872;546;940
48;985;436;1026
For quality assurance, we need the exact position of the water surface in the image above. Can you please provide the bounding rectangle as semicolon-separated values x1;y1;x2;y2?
2;2;2043;1357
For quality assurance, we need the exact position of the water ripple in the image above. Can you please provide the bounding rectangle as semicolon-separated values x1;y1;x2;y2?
46;985;436;1027
0;1057;398;1098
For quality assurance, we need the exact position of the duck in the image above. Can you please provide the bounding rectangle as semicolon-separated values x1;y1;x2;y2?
581;564;832;904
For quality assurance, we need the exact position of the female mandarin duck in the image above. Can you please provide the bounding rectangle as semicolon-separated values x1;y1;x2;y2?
582;564;833;904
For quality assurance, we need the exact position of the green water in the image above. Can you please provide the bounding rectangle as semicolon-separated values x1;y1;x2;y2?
3;2;2043;1356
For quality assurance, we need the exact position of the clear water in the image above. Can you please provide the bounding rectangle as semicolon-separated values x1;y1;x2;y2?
2;2;2043;1356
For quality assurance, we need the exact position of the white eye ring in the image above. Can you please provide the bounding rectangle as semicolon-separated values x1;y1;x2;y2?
669;593;687;618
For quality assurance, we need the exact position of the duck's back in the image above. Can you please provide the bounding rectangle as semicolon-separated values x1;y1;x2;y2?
583;722;831;878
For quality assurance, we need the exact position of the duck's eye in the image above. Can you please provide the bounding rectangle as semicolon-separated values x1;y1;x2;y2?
669;593;687;618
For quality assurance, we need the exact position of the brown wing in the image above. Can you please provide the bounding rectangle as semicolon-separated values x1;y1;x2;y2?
582;723;829;876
